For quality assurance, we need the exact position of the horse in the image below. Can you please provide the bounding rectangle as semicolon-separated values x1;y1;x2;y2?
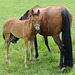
15;5;73;72
5;5;73;72
3;10;40;68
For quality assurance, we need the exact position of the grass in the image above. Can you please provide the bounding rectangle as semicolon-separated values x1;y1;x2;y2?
0;0;75;75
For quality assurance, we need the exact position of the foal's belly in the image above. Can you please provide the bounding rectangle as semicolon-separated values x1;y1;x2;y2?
11;31;23;38
11;26;23;38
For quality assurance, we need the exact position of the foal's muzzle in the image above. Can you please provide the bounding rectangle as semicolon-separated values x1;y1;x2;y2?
34;24;40;33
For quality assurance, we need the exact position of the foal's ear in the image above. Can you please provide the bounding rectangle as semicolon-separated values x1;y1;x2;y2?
31;10;34;16
37;10;40;15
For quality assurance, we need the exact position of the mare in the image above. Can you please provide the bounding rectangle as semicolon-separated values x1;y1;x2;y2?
19;5;73;72
3;10;40;68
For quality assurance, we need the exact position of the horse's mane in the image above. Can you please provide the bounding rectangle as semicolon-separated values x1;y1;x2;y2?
19;10;30;20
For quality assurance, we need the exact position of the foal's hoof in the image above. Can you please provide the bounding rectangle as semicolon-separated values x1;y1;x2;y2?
61;67;66;73
6;60;10;63
25;65;28;69
31;61;34;64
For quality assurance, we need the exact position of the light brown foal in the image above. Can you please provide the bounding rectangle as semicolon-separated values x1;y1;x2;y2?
3;10;40;68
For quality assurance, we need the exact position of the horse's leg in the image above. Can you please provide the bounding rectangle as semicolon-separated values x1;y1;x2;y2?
52;35;66;72
10;33;19;43
34;36;39;58
24;38;28;68
5;35;11;63
44;36;51;52
30;40;34;64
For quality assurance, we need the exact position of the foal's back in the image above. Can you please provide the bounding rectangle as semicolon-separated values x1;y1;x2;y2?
3;18;26;38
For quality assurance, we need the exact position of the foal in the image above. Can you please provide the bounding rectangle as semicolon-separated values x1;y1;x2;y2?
3;10;40;68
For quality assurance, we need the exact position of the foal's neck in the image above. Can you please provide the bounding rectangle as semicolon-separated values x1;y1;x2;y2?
29;18;36;35
25;18;36;34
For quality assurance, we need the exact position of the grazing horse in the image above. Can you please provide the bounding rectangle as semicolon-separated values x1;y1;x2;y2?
3;10;40;68
16;5;73;72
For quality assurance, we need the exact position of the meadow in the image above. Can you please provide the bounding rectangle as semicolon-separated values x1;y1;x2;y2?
0;0;75;75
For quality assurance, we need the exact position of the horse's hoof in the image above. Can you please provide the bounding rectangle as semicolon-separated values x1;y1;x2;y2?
61;67;67;73
48;49;51;52
49;50;51;52
35;54;39;58
25;65;28;69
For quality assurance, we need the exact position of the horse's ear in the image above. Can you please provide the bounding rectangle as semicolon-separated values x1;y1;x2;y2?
37;10;40;15
31;10;34;16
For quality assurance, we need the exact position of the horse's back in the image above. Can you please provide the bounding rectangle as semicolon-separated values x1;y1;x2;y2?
40;5;72;36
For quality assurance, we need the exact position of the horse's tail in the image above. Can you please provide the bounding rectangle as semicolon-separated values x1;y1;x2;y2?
3;31;5;40
61;8;73;67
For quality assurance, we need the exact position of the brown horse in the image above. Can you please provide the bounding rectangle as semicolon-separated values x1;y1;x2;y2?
19;5;73;72
3;10;40;68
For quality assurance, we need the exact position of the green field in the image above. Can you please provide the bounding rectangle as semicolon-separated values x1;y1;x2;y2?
0;0;75;75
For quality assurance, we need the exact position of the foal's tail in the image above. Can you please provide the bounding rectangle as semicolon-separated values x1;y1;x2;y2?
61;8;73;67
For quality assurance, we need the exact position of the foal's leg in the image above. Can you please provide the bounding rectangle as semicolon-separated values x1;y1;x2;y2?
5;36;11;63
24;38;28;68
34;36;39;58
52;35;66;72
30;40;34;64
44;36;51;52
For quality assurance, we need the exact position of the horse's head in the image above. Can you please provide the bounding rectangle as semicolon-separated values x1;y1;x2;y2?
31;10;40;33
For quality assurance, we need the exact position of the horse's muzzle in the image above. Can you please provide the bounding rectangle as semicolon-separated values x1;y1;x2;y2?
34;24;40;33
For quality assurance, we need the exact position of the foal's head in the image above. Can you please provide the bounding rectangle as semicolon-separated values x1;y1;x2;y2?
30;10;40;33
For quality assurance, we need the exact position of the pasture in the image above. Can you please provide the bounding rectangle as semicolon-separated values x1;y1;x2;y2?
0;0;75;75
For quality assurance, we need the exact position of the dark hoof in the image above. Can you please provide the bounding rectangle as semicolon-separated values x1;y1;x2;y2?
35;54;39;58
61;67;67;73
48;48;51;52
49;50;51;52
